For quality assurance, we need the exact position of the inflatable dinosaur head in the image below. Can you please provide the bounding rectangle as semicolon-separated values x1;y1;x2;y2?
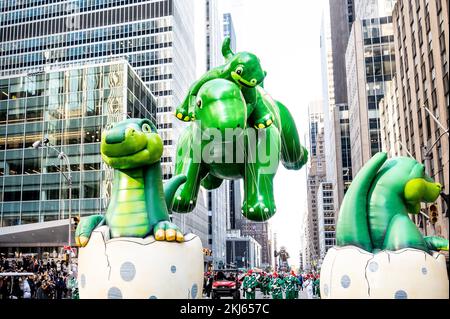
222;37;267;88
403;160;442;214
101;118;163;170
194;79;248;136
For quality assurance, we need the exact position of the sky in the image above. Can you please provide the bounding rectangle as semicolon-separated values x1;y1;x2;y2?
215;0;326;269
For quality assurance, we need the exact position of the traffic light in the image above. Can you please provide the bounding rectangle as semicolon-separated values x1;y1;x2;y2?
429;204;438;224
202;248;212;256
72;216;80;231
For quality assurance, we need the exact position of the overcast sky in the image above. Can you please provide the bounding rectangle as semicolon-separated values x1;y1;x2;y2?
193;0;326;269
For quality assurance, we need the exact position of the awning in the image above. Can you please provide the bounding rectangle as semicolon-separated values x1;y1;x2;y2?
0;219;75;247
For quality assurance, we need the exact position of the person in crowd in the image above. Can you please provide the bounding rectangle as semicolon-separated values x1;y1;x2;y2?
304;274;314;299
269;272;285;299
204;273;213;298
22;277;31;299
297;273;304;291
313;274;321;299
284;270;301;299
242;269;258;299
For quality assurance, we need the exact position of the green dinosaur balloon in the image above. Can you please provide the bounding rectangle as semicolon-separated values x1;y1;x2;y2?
170;78;308;221
336;152;448;253
75;118;186;247
175;37;273;129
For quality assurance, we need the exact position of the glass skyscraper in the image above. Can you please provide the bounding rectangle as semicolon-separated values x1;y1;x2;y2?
346;0;397;175
0;0;196;180
0;60;156;228
0;0;210;251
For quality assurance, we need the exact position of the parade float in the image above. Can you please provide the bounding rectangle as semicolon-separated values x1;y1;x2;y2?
171;37;308;221
74;37;308;299
75;119;203;299
320;152;449;299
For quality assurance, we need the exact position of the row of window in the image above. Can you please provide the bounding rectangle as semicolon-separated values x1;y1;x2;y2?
1;1;173;41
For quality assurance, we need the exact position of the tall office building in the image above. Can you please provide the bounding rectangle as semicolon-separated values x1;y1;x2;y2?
345;0;397;175
380;79;402;158
317;182;335;263
204;0;228;269
223;13;237;52
320;0;354;221
0;60;156;251
389;0;448;238
303;101;327;270
0;0;209;249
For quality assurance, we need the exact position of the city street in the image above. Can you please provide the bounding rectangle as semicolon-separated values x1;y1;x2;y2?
204;288;311;300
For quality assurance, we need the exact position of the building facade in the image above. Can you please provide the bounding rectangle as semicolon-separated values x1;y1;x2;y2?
317;182;336;264
320;0;354;225
346;0;397;175
391;0;449;238
303;101;327;271
236;219;272;268
380;79;402;157
0;0;210;249
226;233;261;269
0;60;155;240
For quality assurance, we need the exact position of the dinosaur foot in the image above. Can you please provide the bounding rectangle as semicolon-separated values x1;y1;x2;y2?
171;193;197;213
154;221;184;243
75;215;105;247
253;114;274;129
282;146;309;170
175;109;195;122
241;201;276;221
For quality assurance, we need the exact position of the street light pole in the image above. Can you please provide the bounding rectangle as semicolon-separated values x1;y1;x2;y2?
33;138;73;249
422;105;450;137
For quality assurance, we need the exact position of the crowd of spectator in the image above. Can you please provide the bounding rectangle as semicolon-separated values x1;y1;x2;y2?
0;255;78;299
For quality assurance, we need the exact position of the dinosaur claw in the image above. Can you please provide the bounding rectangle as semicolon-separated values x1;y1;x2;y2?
183;116;190;122
155;229;165;241
258;123;266;129
176;112;183;120
77;236;90;247
176;232;184;242
266;119;273;126
166;229;176;241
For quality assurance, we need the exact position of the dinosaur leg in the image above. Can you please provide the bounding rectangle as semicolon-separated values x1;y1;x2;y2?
382;214;430;252
424;236;449;251
201;173;223;190
276;101;308;170
249;99;274;129
175;94;195;122
171;128;207;213
75;215;105;247
153;220;184;243
242;126;280;221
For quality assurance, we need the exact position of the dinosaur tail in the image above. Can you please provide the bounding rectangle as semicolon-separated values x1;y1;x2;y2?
222;36;234;61
336;152;388;252
275;101;308;170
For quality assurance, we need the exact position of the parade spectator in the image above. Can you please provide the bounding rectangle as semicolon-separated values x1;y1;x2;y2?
0;255;77;299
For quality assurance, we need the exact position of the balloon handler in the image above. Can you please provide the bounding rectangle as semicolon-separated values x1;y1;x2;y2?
73;119;204;299
242;270;258;299
284;270;301;299
258;272;271;298
269;272;285;299
320;152;449;299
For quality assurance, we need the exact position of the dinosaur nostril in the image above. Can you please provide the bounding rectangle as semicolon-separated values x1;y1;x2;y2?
236;124;241;128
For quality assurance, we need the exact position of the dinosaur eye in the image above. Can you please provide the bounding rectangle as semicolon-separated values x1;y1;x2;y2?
235;66;243;75
196;99;203;109
142;123;152;133
250;79;257;85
